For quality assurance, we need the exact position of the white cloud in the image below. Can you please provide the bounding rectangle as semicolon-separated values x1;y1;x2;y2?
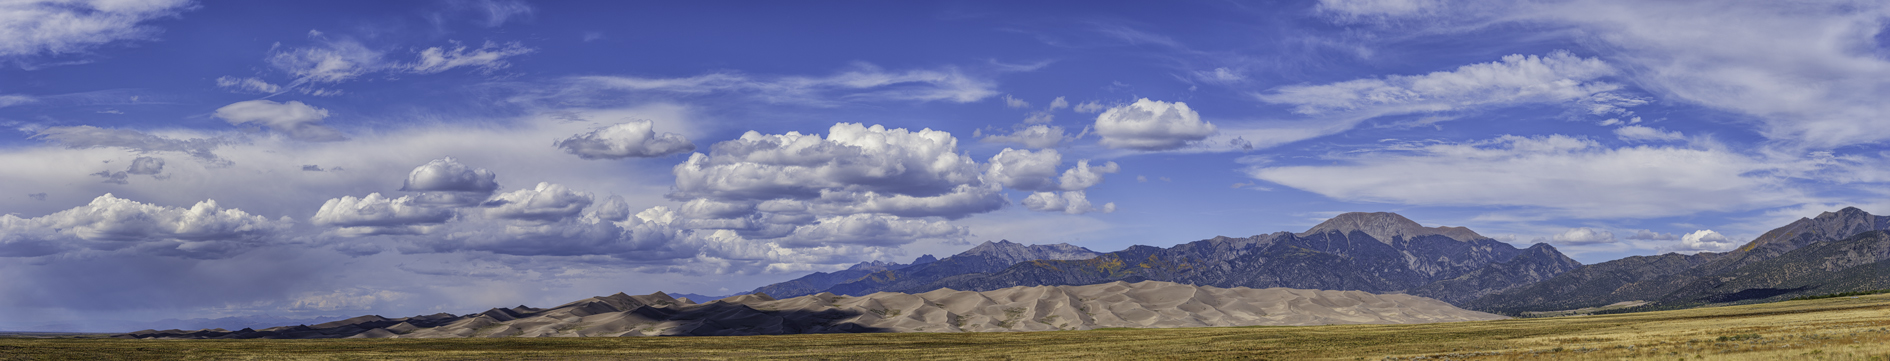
984;148;1063;192
268;37;386;84
1197;67;1246;83
1024;111;1054;124
1073;100;1106;113
212;100;347;142
1550;227;1615;245
554;119;695;159
1;94;37;107
266;37;531;86
400;157;499;194
32;125;226;162
482;182;594;222
669;123;1014;246
310;193;452;236
567;63;999;106
672;123;983;203
1002;94;1030;108
980;124;1069;149
1048;96;1070;110
214;77;283;94
1093;98;1217;150
1248;134;1804;218
1319;1;1890;149
1021;190;1116;215
1676;229;1738;252
1524;1;1890;149
0;194;288;259
1056;160;1119;191
406;41;532;74
0;0;194;58
1317;0;1445;19
1614;125;1684;142
1257;51;1624;118
771;213;966;248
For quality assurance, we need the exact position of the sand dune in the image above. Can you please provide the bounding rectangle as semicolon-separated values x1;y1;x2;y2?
118;281;1503;339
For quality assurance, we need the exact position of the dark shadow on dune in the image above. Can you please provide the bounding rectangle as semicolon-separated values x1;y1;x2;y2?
642;303;890;336
114;303;888;339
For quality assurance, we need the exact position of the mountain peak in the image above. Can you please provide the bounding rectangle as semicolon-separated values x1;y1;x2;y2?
1301;212;1485;244
958;240;1099;264
912;254;938;265
1740;207;1886;252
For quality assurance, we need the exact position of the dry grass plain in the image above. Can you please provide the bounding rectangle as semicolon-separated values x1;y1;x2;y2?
6;293;1890;360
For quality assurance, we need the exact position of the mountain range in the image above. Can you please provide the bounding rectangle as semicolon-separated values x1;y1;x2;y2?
1468;207;1890;314
748;212;1580;306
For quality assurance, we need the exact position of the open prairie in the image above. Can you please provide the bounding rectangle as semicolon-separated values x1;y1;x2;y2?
7;294;1890;360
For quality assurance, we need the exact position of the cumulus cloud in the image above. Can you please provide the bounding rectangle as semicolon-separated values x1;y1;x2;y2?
1248;134;1802;218
32;125;226;163
0;194;288;259
1676;229;1739;252
1022;190;1116;215
1094;98;1217;150
980;125;1069;149
400;157;499;193
310;193;453;236
1073;100;1105;113
1048;96;1070;110
554;119;695;159
669;123;1007;246
984;148;1064;192
567;63;998;106
399;157;500;206
0;0;194;58
213;100;347;142
1612;125;1685;143
1258;51;1626;119
673;123;983;202
1550;227;1615;245
1056;160;1120;191
481;182;593;222
1002;94;1030;108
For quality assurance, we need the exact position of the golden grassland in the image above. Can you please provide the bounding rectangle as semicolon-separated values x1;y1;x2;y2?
6;294;1890;360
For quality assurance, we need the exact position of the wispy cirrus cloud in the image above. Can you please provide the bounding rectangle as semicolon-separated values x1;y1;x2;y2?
1315;0;1890;149
562;62;1001;106
0;0;195;59
1248;134;1808;219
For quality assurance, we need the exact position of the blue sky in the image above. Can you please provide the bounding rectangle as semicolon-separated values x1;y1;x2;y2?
5;0;1890;331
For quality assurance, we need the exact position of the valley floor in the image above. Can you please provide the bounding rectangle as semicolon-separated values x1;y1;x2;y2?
6;294;1890;360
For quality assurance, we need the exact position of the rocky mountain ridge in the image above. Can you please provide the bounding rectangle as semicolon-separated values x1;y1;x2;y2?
749;212;1580;306
1468;207;1890;314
